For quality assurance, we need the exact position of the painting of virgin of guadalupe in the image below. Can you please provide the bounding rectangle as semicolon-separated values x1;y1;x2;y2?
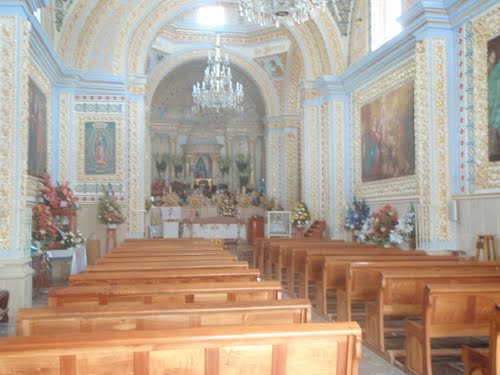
84;121;116;175
488;35;500;161
28;79;47;177
361;81;415;182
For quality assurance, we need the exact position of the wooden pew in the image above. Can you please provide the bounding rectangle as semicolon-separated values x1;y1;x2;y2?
462;304;500;375
253;238;334;275
17;299;311;336
0;322;362;375
405;284;500;375
287;248;427;298
105;249;230;258
96;254;237;264
68;268;261;286
266;240;350;279
48;281;281;307
364;270;500;354
113;245;225;253
84;260;249;273
337;262;500;322
316;254;461;317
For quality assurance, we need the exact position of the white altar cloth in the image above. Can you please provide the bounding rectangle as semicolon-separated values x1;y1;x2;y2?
46;244;87;274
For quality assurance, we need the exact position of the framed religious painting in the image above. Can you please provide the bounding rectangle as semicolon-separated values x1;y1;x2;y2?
28;79;48;177
267;211;292;238
361;80;415;182
84;121;116;175
487;34;500;161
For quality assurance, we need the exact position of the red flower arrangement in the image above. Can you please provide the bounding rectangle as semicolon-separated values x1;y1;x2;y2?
31;204;60;245
151;179;166;197
370;205;398;247
40;174;77;209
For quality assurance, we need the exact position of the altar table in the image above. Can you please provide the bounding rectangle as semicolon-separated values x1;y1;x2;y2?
181;217;247;241
46;244;87;274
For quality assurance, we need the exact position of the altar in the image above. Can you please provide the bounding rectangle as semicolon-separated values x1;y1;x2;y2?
180;217;247;241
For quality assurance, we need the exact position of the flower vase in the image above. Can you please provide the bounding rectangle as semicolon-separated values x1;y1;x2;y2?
408;237;417;250
352;229;360;243
295;225;304;239
106;223;118;230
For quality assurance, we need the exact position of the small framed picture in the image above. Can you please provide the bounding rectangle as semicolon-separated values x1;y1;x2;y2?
267;211;292;238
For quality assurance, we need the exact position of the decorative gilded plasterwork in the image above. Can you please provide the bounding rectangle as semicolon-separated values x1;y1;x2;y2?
321;103;331;227
73;0;118;69
287;43;304;114
414;41;431;208
472;6;500;190
306;106;319;218
315;11;346;73
354;58;417;199
126;0;186;75
76;115;124;183
268;134;279;201
0;17;17;252
57;0;91;63
457;22;474;194
54;0;75;32
334;100;345;233
127;101;144;235
328;0;353;37
286;132;298;209
431;38;451;241
58;93;70;182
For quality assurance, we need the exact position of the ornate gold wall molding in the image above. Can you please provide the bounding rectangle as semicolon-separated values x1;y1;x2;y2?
414;41;431;207
431;38;451;241
305;105;319;217
72;0;118;69
59;93;70;182
127;101;144;235
320;103;331;227
286;132;298;209
57;0;91;64
473;5;500;190
334;100;345;234
0;17;17;251
315;11;346;73
353;58;417;199
76;114;124;183
286;42;304;114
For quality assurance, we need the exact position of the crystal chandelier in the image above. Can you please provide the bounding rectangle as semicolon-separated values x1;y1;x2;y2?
192;35;244;113
238;0;328;27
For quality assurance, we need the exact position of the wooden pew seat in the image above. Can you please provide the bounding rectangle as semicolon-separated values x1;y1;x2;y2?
17;299;311;336
0;323;362;375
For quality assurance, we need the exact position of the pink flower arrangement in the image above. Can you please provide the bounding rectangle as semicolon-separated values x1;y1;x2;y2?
40;174;77;209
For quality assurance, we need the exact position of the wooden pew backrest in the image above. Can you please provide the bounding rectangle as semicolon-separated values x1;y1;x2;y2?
0;323;362;375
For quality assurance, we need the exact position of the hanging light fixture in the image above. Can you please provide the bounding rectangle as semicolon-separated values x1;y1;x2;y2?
192;34;244;114
238;0;328;27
